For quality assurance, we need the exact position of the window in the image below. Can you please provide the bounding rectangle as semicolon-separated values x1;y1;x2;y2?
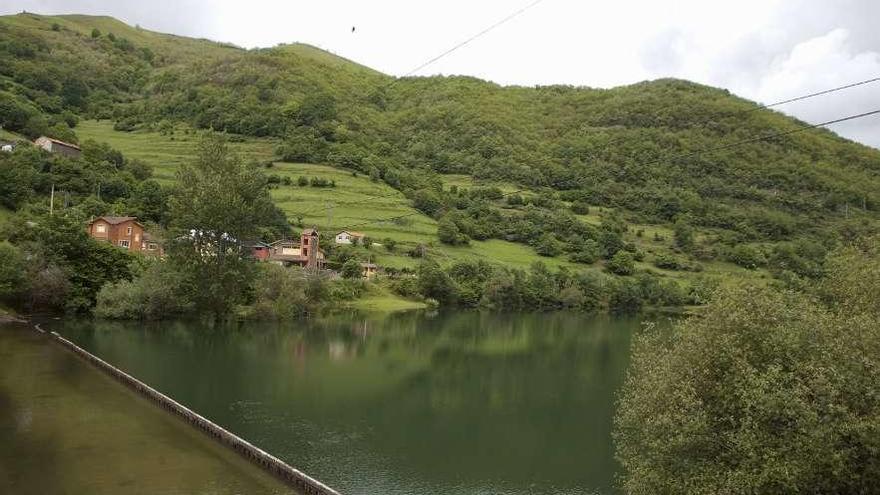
303;238;309;245
303;248;308;256
95;224;106;233
126;227;133;235
118;240;130;249
148;243;157;251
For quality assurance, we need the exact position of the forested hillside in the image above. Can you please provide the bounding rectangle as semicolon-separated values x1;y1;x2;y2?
2;12;879;305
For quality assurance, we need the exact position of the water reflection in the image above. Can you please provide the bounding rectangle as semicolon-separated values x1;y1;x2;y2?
55;311;658;495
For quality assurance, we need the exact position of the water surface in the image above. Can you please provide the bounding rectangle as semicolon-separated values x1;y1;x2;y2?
0;323;297;495
53;311;654;495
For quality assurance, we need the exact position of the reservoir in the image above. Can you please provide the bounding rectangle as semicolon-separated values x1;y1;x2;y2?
47;311;658;495
0;323;297;495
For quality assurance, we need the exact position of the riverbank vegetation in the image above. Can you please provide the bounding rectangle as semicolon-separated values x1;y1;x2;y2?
614;237;880;493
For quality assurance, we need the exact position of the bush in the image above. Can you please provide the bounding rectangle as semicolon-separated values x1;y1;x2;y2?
569;239;601;264
95;262;192;319
727;244;765;269
653;253;682;270
341;258;362;279
615;279;880;494
608;279;643;313
0;242;27;302
570;200;590;215
438;218;469;245
535;233;562;257
607;250;635;275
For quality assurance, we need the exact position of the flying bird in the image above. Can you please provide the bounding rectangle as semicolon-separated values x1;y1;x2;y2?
351;26;356;33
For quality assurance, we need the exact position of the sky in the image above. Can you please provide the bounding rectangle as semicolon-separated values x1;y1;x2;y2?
3;0;879;147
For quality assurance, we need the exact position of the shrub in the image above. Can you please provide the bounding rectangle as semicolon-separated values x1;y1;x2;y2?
341;259;362;279
95;262;192;319
535;233;563;257
607;250;636;275
570;200;590;215
727;244;765;269
438;218;469;245
615;280;880;494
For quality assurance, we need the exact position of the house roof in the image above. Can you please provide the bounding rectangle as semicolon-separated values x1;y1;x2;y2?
242;240;270;248
303;227;319;236
91;216;143;226
336;230;365;237
89;216;140;225
36;136;81;150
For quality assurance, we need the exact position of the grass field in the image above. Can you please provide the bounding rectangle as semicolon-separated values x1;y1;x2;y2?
75;120;581;272
76;121;278;184
74;120;766;285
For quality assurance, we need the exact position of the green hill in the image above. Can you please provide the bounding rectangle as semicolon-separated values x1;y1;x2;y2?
2;13;879;290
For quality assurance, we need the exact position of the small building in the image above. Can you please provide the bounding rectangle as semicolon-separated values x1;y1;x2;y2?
34;136;81;158
335;230;366;245
0;140;14;153
243;240;272;261
267;228;325;269
86;216;163;256
360;262;379;279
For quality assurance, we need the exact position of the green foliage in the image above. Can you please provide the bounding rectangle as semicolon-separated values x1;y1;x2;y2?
10;212;133;312
726;244;766;269
608;278;643;314
570;200;590;215
340;258;362;279
606;250;635;275
534;233;562;257
167;135;277;316
95;260;192;319
672;218;694;250
437;217;469;245
0;241;26;301
615;253;880;494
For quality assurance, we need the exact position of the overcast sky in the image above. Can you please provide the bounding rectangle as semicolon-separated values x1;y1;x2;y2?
3;0;879;147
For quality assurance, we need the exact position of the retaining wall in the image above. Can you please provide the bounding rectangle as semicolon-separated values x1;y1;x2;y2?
37;325;341;495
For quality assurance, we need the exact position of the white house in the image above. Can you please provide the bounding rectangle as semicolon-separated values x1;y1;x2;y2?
335;230;366;245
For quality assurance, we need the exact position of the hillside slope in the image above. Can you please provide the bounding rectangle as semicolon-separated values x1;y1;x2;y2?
2;13;879;288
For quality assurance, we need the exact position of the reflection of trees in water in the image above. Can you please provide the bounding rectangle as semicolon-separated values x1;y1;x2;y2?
53;312;653;495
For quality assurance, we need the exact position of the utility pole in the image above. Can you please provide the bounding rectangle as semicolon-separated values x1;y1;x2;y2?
49;183;54;215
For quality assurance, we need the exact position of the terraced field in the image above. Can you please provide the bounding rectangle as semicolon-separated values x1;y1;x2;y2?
75;120;578;271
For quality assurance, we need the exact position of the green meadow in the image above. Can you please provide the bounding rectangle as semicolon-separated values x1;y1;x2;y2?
75;120;586;271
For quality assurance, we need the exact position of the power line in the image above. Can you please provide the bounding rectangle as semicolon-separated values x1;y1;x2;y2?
750;76;880;113
571;75;880;167
399;0;548;79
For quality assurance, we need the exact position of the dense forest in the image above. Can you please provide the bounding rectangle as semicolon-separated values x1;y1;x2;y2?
1;13;879;315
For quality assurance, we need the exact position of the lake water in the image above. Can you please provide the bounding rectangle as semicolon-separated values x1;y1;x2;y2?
49;311;657;495
0;323;297;495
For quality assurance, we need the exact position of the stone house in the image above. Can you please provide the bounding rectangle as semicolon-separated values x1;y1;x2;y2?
34;136;81;158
